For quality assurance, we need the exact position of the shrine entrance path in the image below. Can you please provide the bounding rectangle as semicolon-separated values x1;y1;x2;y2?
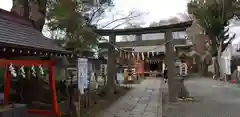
101;78;162;117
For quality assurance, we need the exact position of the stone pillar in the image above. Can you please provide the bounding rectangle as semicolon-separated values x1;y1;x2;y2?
165;31;177;102
107;33;116;95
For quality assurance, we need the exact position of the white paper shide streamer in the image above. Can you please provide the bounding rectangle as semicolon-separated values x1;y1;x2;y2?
137;52;140;60
152;51;154;56
9;64;17;77
39;65;44;75
31;65;36;77
141;52;144;60
132;52;135;58
20;65;26;78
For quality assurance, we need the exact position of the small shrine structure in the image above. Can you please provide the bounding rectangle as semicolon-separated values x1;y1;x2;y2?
0;9;70;116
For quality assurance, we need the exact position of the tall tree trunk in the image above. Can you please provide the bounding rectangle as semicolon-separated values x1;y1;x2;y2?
217;39;224;80
208;35;221;79
22;0;29;18
12;0;47;32
30;0;47;32
11;0;29;18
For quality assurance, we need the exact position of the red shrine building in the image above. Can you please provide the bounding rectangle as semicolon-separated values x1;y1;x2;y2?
0;9;70;116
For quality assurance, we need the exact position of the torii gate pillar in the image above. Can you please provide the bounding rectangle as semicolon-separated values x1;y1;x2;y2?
165;31;177;102
107;33;117;95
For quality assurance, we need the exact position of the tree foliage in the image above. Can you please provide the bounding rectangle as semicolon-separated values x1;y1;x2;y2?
46;0;114;54
188;0;240;56
12;0;114;54
12;0;146;55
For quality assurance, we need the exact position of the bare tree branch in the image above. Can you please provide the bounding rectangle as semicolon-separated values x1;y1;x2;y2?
87;7;101;24
100;11;148;29
111;19;133;29
111;16;144;29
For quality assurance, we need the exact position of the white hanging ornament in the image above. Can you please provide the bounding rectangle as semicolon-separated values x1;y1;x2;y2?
39;65;44;75
20;65;26;78
141;52;144;60
9;64;17;77
31;65;36;77
132;52;135;58
147;52;150;58
137;52;140;60
152;51;155;56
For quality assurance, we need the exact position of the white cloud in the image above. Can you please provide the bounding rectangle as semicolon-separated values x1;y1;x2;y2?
113;0;188;25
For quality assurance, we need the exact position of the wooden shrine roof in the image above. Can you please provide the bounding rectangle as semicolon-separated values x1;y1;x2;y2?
0;9;67;53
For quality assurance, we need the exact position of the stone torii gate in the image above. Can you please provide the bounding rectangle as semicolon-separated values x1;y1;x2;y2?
94;21;192;101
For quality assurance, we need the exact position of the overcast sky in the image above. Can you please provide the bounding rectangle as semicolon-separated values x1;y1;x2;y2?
2;0;240;44
114;0;188;24
0;0;188;26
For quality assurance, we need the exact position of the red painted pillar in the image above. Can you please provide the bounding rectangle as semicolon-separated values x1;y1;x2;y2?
4;70;10;105
135;61;139;75
49;61;59;114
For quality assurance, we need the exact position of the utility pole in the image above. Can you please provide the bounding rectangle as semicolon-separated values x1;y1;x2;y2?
165;30;178;102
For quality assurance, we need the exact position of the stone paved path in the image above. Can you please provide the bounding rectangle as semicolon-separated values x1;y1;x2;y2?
101;78;162;117
163;78;240;117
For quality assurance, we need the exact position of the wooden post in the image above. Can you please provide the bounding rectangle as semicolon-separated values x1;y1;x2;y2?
107;33;116;96
165;31;177;102
3;71;10;105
